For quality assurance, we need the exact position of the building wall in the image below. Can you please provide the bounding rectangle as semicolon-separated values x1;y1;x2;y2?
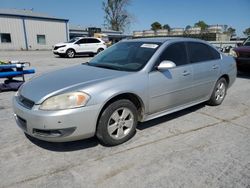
25;19;67;50
0;16;68;50
0;16;26;50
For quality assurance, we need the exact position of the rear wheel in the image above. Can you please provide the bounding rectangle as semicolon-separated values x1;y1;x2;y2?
66;49;75;58
97;48;104;54
207;78;227;106
96;99;138;146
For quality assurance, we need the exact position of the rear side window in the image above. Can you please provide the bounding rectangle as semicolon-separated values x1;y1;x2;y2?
159;42;188;66
86;38;100;43
187;42;220;63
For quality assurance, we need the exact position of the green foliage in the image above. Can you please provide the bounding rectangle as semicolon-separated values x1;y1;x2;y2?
185;25;191;30
102;0;131;31
163;24;171;31
151;22;162;31
194;21;208;31
227;27;236;35
243;28;250;36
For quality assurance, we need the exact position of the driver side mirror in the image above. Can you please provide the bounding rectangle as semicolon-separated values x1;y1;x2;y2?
157;60;176;71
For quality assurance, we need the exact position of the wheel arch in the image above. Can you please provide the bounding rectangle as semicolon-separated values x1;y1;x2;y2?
96;92;145;131
220;74;230;85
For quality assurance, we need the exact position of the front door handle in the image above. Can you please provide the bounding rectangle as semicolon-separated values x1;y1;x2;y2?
212;65;219;69
182;70;191;76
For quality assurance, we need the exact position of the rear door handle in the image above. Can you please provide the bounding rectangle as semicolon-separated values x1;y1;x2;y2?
182;70;191;76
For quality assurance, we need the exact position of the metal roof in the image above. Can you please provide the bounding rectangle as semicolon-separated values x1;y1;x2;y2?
0;9;68;21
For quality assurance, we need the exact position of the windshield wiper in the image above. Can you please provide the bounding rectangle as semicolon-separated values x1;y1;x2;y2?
90;64;122;71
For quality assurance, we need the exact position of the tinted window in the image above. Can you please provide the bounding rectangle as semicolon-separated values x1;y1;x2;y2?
77;39;87;44
87;38;100;43
187;42;218;63
159;42;188;66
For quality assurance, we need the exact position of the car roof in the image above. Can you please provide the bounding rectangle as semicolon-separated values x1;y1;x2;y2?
127;37;207;44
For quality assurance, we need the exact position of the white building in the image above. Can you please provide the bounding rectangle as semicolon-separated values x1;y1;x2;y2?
207;25;223;34
0;9;69;50
186;27;201;34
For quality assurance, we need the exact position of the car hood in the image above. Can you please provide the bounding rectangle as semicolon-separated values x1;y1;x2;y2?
54;42;68;47
234;46;250;53
20;65;129;104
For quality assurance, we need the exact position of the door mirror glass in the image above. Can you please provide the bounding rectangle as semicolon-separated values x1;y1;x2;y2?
157;60;176;70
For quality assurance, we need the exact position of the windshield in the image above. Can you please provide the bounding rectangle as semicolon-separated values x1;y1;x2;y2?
65;38;79;43
88;41;161;71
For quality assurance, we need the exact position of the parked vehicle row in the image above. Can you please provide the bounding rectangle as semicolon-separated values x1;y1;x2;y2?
230;36;250;72
53;37;107;58
14;37;236;146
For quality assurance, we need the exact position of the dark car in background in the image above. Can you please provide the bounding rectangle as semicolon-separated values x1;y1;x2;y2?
230;36;250;72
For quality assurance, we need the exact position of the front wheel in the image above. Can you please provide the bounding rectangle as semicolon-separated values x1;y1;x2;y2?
96;99;138;146
66;49;75;58
207;78;228;106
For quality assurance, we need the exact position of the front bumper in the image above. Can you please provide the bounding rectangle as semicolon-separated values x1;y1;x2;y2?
13;96;101;142
53;48;67;55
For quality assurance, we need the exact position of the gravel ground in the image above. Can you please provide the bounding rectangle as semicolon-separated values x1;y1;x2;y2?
0;51;250;188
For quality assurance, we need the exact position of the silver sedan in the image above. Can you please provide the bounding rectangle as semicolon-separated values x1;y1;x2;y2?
13;38;237;146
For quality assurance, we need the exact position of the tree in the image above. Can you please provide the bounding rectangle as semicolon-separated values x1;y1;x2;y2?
185;25;191;30
103;0;131;31
151;22;162;31
163;24;171;31
194;20;208;31
227;27;236;36
243;27;250;36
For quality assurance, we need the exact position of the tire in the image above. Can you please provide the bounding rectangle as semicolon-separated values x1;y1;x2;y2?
207;77;228;106
97;48;104;54
96;99;138;146
66;49;75;58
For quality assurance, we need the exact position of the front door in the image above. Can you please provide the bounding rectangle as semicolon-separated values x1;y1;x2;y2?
148;42;194;114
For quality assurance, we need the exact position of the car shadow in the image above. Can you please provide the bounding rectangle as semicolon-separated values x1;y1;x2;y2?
137;103;205;130
237;71;250;79
26;103;205;152
26;134;99;152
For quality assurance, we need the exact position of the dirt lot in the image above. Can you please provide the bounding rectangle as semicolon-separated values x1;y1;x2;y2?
0;51;250;188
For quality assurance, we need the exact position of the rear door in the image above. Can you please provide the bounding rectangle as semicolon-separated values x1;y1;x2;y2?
186;42;221;100
148;42;194;114
86;38;101;53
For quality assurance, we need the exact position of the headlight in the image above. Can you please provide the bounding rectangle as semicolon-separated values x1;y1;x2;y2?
58;45;66;48
229;49;238;57
40;92;90;110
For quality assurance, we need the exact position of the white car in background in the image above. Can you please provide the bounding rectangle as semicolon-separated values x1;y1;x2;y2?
53;37;107;58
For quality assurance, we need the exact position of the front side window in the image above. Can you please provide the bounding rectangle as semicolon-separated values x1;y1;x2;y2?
187;42;217;63
159;42;188;66
1;33;11;43
88;41;161;71
76;39;87;44
37;35;46;45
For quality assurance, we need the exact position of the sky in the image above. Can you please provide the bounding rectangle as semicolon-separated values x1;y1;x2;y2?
0;0;250;36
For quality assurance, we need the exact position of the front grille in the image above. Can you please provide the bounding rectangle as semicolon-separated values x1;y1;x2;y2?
238;52;250;58
17;95;35;109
